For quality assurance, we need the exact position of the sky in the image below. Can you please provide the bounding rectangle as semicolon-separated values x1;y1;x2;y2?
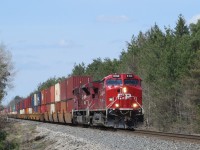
1;0;200;105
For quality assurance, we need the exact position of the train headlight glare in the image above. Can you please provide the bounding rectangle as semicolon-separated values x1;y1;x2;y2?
115;103;119;108
109;98;114;101
133;103;138;108
122;87;127;93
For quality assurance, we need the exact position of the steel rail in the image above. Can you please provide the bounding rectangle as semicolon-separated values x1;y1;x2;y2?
133;129;200;142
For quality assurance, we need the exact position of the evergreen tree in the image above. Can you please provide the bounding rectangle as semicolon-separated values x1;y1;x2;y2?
174;14;189;37
71;62;86;76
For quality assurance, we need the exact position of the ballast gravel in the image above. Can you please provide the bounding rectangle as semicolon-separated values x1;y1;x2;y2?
17;120;200;150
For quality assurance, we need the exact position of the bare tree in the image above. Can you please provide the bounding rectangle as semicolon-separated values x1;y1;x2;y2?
0;43;14;103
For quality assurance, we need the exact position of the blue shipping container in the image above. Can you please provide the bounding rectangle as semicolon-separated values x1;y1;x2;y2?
34;106;38;113
31;95;34;108
37;92;42;106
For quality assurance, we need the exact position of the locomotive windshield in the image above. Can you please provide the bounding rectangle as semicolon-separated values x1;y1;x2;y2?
124;79;139;86
106;79;122;86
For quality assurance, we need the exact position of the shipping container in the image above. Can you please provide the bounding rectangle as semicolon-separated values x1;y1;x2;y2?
45;104;52;121
24;98;27;109
60;80;67;101
46;86;55;104
66;76;92;100
55;83;61;102
25;108;29;114
66;99;74;113
41;89;47;105
55;102;61;113
46;87;51;104
60;101;67;113
31;95;34;107
50;104;55;114
38;106;41;113
50;86;55;103
34;94;37;106
41;105;46;113
11;104;16;112
20;109;25;114
46;104;51;113
37;92;42;106
28;108;33;114
24;96;31;108
20;100;25;109
33;106;38;113
16;102;20;112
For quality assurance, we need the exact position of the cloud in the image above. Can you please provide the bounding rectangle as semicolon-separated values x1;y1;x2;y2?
96;15;130;23
189;14;200;24
58;39;70;47
58;39;83;48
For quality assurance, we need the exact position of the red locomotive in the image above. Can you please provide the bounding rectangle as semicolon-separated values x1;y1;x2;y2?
73;73;143;128
5;73;143;129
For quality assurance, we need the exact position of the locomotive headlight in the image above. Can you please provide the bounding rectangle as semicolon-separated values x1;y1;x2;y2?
115;103;119;108
109;98;114;101
122;87;127;93
132;103;138;108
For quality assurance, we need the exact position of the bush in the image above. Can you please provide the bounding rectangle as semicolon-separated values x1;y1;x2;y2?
0;116;18;150
0;131;6;141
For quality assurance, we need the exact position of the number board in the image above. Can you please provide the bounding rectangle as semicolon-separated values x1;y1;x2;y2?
113;74;120;78
126;74;133;78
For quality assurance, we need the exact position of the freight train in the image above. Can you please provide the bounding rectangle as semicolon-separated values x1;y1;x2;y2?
2;73;144;129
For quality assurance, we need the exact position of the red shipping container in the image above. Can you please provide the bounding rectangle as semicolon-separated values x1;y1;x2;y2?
55;102;61;112
60;101;67;112
46;87;51;104
41;89;47;105
20;99;25;109
46;104;51;113
66;76;92;100
60;79;67;101
41;105;46;113
38;106;41;113
24;98;27;109
46;86;55;104
66;99;74;113
50;85;55;103
27;96;31;108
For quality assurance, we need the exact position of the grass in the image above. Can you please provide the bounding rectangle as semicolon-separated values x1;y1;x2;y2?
0;117;51;150
0;130;19;150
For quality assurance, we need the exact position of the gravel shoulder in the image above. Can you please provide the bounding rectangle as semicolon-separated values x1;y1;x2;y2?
6;119;200;150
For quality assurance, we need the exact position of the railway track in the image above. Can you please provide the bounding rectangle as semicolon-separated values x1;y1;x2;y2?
7;117;200;143
132;129;200;143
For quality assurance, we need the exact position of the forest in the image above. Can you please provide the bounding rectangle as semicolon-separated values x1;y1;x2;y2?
5;15;200;133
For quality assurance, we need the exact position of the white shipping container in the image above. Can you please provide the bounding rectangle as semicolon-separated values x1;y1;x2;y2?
20;109;25;114
55;83;61;102
34;94;38;106
11;111;17;114
50;104;55;114
28;108;33;114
